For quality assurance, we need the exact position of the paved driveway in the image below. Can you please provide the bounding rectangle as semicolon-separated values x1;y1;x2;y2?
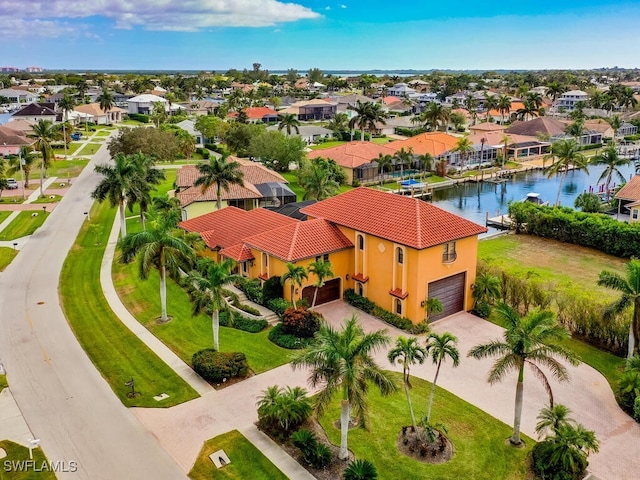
315;302;640;480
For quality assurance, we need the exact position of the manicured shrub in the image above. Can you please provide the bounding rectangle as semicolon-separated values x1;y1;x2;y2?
235;278;263;304
372;306;413;331
291;429;332;469
268;324;315;349
472;301;492;319
218;310;267;333
262;276;283;305
237;303;261;316
127;113;150;123
257;385;312;438
409;320;430;335
343;459;378;480
191;349;249;383
282;306;322;338
267;298;291;317
344;289;375;314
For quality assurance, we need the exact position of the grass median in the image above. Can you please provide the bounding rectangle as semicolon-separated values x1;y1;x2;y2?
0;211;48;241
0;247;18;272
59;201;198;407
0;440;56;479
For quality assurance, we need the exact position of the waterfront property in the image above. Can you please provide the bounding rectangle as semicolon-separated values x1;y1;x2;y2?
615;175;640;222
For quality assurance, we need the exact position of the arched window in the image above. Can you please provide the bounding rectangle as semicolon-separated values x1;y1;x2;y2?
358;234;364;250
395;299;402;315
397;247;404;264
356;282;363;296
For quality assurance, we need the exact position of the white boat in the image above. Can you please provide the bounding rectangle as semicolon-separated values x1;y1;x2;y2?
521;193;548;205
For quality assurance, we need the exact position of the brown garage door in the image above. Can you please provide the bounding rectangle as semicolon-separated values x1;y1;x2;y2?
302;278;341;307
427;273;466;322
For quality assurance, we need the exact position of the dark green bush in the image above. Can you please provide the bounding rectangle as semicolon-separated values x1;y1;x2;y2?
343;459;379;480
267;298;291;317
235;278;263;304
410;321;430;335
532;441;586;480
237;303;261;316
291;429;332;469
268;324;315;349
472;301;492;319
218;310;267;333
191;349;249;383
372;306;414;331
282;307;322;338
262;276;283;305
344;289;375;314
127;113;150;123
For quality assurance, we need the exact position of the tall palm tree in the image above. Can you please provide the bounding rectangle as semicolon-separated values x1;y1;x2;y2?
608;115;622;145
277;113;301;135
497;95;512;124
281;263;308;308
348;101;387;141
464;95;479;125
374;153;393;185
326;112;349;136
291;315;396;460
308;260;334;309
388;336;427;430
468;303;579;445
598;259;640;359
592;146;628;200
297;159;339;200
483;94;499;122
547;82;565;103
120;210;194;322
194;153;244;210
29;119;58;198
425;332;459;422
97;89;115;122
452;137;475;173
126;153;165;230
421;102;450;131
91;152;140;238
59;95;75;159
472;272;501;308
186;258;240;350
393;147;414;179
544;139;588;206
8;146;36;189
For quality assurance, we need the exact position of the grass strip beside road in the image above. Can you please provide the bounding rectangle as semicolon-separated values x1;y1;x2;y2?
0;374;7;393
0;440;56;479
319;372;532;480
188;430;288;480
0;211;48;241
46;158;89;178
59;201;198;407
0;247;19;272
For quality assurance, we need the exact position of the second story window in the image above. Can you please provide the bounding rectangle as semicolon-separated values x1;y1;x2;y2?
443;241;457;263
263;253;269;267
358;234;364;250
397;247;404;265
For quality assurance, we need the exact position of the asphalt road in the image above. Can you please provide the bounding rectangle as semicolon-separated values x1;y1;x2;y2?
0;140;188;479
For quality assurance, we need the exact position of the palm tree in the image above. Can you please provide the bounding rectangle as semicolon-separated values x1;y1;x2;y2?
277;113;301;135
452;137;475;173
29;119;58;198
257;385;312;435
564;120;585;141
473;272;501;308
186;258;240;351
388;337;427;430
8;146;36;189
425;332;460;422
343;459;378;480
125;153;165;230
535;403;574;438
327;112;349;136
348;101;387;141
281;263;308;309
308;260;334;309
497;95;512;124
468;303;579;445
592;146;628;200
421;102;450;131
59;95;75;159
393;147;414;179
297;159;339;200
608;115;623;145
97;89;114;122
464;94;479;125
120;210;194;322
291;315;396;460
194;153;244;210
598;259;640;359
417;153;434;175
544;139;588;206
547;82;565;103
374;153;393;185
541;423;599;477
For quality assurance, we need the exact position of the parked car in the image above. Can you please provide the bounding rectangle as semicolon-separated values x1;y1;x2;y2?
6;178;18;189
71;132;82;141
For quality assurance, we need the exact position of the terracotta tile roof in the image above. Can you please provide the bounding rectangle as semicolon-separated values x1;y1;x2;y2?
505;117;567;137
488;101;525;117
301;187;487;249
176;182;261;206
0;126;32;146
389;288;409;299
228;106;278;120
382;96;401;105
615;176;640;202
308;141;397;169
179;207;298;249
387;132;459;157
244;218;353;262
467;131;540;147
352;273;369;283
583;119;613;134
470;122;506;132
75;102;126;117
219;243;254;262
234;158;286;184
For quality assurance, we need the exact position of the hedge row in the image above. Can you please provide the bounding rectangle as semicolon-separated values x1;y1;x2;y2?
508;202;640;258
268;324;315;349
219;310;267;333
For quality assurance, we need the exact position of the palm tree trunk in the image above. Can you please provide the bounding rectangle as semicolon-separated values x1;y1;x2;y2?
361;128;365;142
291;284;297;309
631;299;640;359
311;286;319;310
426;360;442;423
160;265;168;321
511;366;525;445
216;184;222;211
404;369;417;430
213;309;220;351
339;399;350;461
140;211;146;231
555;170;567;206
118;202;127;238
40;159;45;198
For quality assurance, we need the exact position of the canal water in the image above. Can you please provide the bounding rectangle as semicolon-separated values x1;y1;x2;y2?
428;163;638;234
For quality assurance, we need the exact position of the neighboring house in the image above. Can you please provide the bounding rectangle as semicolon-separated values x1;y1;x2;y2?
266;124;332;144
374;116;416;136
307;141;397;184
227;107;279;123
506;117;603;146
182;100;223;116
331;94;375;119
583;119;638;139
555;90;589;111
74;103;126;124
279;99;337;121
615;176;640;222
388;83;416;97
2;119;34;136
468;131;551;160
11;103;59;123
0;88;38;105
175;119;204;147
469;122;507;135
388;131;460;159
126;94;168;114
175;158;296;219
0;125;34;155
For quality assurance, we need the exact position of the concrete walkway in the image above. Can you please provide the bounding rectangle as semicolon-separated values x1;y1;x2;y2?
100;212;212;397
0;389;33;447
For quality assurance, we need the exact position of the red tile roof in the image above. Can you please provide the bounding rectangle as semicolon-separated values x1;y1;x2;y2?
387;132;459;157
301;187;487;249
228;106;278;120
352;273;369;283
219;243;254;262
179;207;298;249
308;141;397;169
389;288;409;299
244;218;353;262
615;175;640;201
176;182;261;206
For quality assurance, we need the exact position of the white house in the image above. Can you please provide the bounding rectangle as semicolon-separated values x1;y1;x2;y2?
266;124;332;144
388;83;416;97
0;88;38;106
556;90;589;111
175;119;204;147
126;94;168;114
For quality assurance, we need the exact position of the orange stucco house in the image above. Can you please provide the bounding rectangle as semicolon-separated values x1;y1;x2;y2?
180;187;487;323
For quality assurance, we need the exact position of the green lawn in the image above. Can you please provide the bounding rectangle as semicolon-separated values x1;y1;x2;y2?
0;197;25;204
0;247;18;272
0;211;49;241
94;130;111;136
52;142;82;155
0;440;56;479
188;430;287;480
318;372;532;480
112;259;290;374
124;170;177;217
118;119;146;126
281;171;353;202
0;211;11;223
78;144;101;156
309;141;347;150
46;158;89;178
371;137;392;145
0;374;7;393
59;201;198;407
31;195;62;204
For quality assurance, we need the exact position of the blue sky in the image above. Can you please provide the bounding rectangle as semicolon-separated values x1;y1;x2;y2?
2;0;640;71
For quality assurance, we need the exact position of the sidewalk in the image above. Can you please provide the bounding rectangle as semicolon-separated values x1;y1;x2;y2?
0;389;34;447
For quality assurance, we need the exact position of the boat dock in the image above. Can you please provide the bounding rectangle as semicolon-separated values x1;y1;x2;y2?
485;212;513;230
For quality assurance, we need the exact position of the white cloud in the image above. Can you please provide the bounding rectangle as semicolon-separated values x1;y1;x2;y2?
325;6;331;10
0;0;321;35
340;4;347;8
0;17;91;38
